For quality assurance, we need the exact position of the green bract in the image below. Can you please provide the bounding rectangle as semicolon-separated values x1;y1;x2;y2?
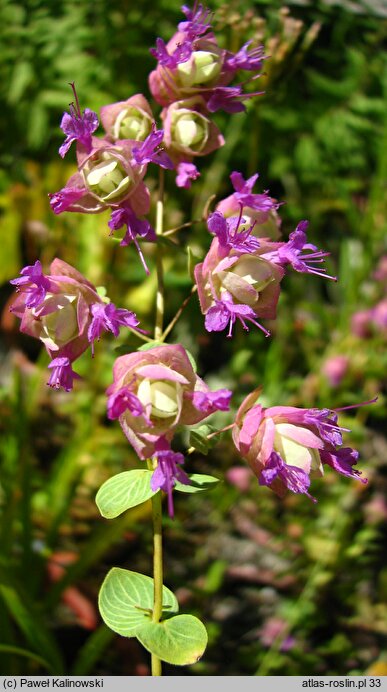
84;154;133;203
177;51;221;87
113;107;152;141
171;110;209;153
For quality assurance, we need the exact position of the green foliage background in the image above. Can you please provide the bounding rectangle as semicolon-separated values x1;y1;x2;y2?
0;0;386;676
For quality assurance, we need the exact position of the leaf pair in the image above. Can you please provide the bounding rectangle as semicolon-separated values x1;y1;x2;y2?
96;469;219;518
99;569;207;666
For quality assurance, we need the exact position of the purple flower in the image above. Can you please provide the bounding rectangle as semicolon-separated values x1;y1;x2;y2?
108;205;156;274
59;83;99;158
320;447;367;484
48;186;87;215
178;4;212;40
87;302;146;355
47;357;81;392
175;161;200;188
150;37;192;69
207;210;260;254
190;388;232;413
150;437;190;517
10;260;50;309
224;41;265;72
206;84;263;113
230;172;275;213
107;386;146;421
259;451;316;502
233;393;370;502
132;125;174;170
267;221;337;281
205;291;270;338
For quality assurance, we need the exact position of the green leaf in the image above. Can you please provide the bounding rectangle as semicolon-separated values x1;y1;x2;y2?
136;614;208;666
0;645;51;671
137;340;165;352
71;626;114;675
175;473;220;493
96;470;156;519
0;582;64;674
189;425;217;454
98;568;178;638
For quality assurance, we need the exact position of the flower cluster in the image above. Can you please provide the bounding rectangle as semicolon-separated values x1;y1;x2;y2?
10;3;371;520
194;171;335;337
106;343;231;459
148;4;265;187
106;343;231;514
232;390;367;501
49;91;169;272
10;259;143;390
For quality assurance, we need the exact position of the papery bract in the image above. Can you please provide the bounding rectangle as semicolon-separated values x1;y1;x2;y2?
232;390;367;500
10;259;143;390
106;343;231;459
194;234;284;337
100;94;154;142
50;139;150;218
162;96;224;160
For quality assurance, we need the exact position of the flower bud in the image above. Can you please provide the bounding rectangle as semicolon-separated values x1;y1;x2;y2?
83;153;133;203
112;106;153;141
137;378;182;419
162;97;224;159
39;294;79;351
172;110;209;152
176;50;221;87
217;254;278;307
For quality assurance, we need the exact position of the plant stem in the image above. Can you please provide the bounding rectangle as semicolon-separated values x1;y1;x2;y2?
161;285;197;342
148;168;166;676
164;218;202;237
155;169;165;340
147;459;164;676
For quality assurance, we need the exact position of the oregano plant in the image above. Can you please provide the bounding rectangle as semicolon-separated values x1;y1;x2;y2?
9;2;372;676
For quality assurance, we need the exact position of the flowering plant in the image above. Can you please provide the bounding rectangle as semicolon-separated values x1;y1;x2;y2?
9;2;374;676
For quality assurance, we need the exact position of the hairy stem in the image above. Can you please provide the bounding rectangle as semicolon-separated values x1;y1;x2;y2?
155;169;165;340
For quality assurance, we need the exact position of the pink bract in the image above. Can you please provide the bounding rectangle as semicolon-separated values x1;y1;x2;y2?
107;343;227;459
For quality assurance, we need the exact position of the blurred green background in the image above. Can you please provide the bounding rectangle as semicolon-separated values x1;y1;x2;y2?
0;0;386;676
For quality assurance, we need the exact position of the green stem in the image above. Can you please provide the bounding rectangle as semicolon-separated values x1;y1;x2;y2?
148;168;166;676
155;169;165;340
147;459;163;676
161;285;197;342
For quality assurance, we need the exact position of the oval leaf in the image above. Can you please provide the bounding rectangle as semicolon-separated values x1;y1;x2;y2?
136;614;208;666
175;474;220;494
98;568;178;638
96;470;156;519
